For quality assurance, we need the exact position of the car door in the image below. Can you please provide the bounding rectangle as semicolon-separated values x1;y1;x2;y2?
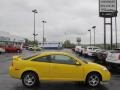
50;54;83;81
7;46;16;52
30;55;51;80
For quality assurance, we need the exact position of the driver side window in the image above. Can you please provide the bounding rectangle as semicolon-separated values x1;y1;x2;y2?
51;55;75;65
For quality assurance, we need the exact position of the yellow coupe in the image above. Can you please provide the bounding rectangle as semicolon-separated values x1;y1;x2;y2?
9;52;111;87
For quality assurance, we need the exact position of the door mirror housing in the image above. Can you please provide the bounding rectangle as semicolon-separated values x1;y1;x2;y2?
75;61;81;66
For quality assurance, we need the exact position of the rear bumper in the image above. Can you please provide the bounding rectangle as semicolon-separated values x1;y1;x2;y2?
106;62;120;69
88;52;96;57
9;66;21;79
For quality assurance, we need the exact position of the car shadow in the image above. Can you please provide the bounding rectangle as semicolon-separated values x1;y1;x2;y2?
11;82;108;90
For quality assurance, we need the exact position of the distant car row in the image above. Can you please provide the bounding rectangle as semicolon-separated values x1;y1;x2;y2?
74;46;101;57
25;43;63;51
73;46;120;70
25;46;41;51
0;43;62;54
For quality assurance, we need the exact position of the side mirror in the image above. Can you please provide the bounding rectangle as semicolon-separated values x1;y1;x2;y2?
75;62;81;66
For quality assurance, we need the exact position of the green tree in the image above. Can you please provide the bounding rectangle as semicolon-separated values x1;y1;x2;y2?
63;40;75;48
24;38;38;46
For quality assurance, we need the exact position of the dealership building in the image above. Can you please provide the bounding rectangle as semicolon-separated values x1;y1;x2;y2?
0;31;25;48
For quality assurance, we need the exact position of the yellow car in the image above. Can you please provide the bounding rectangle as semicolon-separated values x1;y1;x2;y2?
9;52;111;87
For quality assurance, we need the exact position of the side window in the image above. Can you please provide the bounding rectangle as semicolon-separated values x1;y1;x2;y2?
32;55;51;63
51;55;75;65
88;48;92;50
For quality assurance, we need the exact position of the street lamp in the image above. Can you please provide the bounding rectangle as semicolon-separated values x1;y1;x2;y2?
42;20;47;45
92;26;96;46
32;9;38;45
88;29;91;46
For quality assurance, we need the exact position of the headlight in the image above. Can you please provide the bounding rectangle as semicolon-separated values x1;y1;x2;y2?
103;67;108;71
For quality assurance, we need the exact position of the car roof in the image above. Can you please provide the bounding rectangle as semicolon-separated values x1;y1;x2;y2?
87;46;100;48
23;51;71;60
38;51;72;56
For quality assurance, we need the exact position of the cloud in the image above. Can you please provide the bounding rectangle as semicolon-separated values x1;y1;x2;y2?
0;0;119;44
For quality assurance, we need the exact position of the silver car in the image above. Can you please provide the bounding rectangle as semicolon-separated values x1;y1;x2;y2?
106;49;120;70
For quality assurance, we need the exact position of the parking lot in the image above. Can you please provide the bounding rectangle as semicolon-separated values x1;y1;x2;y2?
0;49;120;90
0;0;120;89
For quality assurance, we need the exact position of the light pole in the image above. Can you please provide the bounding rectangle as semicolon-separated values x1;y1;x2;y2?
32;9;38;45
92;26;96;46
88;29;91;46
42;20;47;45
64;32;67;48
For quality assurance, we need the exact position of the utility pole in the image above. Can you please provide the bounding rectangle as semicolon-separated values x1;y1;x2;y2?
104;18;106;50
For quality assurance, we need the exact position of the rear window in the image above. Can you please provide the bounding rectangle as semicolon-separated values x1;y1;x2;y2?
24;54;38;60
88;48;92;49
76;46;81;48
93;48;99;50
110;50;120;53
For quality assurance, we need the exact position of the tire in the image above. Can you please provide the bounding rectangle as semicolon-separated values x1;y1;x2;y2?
22;72;39;88
17;50;21;53
86;73;100;87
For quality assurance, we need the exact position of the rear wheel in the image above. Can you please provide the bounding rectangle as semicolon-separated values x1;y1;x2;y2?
86;73;100;87
17;49;21;53
22;72;39;88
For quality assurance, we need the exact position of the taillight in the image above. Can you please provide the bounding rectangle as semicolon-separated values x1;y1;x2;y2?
118;54;120;60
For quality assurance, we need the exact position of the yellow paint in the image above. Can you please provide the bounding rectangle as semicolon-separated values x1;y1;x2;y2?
9;52;111;82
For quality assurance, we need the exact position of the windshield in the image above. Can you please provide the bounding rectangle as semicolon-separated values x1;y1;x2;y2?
70;53;88;64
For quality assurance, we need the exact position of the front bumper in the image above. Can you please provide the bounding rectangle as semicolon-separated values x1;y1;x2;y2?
101;70;111;81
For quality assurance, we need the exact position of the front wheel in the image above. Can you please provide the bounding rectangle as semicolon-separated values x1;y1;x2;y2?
86;73;100;87
22;72;39;88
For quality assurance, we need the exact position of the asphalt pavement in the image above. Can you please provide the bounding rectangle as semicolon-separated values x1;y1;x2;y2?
0;49;120;90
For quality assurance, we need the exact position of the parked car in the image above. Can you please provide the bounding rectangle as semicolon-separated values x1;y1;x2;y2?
28;46;41;51
71;48;75;52
24;46;29;50
83;46;101;57
0;47;5;54
9;52;110;88
5;46;22;53
75;46;84;56
94;50;108;64
106;49;120;70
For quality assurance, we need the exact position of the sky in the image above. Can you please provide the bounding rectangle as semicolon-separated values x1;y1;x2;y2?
0;0;120;44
